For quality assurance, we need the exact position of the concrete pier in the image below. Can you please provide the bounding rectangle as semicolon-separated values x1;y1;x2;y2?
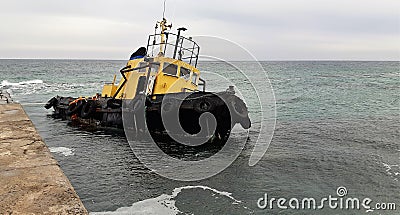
0;94;88;214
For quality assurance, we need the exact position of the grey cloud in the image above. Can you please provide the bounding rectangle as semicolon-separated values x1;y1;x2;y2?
0;0;398;60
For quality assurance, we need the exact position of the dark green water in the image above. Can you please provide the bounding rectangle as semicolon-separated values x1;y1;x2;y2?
0;60;399;214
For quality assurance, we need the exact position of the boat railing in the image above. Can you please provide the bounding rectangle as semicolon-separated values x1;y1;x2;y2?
198;78;206;92
146;32;200;67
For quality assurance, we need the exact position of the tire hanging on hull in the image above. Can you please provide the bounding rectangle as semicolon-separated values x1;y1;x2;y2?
66;100;86;116
44;97;58;109
80;100;96;119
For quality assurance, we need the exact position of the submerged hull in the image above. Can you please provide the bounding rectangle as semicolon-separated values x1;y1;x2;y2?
46;92;251;142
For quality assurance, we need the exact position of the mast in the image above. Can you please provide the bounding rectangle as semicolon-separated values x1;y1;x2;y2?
158;18;171;55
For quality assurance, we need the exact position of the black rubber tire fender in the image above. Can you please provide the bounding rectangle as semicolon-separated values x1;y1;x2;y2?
230;98;248;119
44;97;58;109
66;100;86;116
239;117;251;129
80;100;97;119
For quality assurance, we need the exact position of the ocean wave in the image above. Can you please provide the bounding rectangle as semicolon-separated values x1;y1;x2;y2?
90;185;249;215
49;147;74;156
0;79;101;97
1;79;43;87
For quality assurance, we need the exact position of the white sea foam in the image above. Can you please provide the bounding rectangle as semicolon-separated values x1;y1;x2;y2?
382;162;400;182
90;185;244;215
49;147;74;156
0;79;99;97
1;79;47;96
1;79;43;86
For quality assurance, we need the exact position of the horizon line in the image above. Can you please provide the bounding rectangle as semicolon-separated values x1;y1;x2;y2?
0;58;399;62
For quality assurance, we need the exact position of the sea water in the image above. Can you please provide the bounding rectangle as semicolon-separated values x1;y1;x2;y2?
0;59;399;214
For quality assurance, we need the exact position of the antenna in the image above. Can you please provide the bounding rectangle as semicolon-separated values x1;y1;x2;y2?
162;0;167;19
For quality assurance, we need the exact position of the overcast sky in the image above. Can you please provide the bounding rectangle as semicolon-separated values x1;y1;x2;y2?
0;0;399;60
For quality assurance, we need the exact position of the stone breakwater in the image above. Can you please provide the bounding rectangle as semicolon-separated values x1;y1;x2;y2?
0;100;88;214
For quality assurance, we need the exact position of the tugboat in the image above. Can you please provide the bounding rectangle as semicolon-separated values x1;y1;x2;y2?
45;18;251;143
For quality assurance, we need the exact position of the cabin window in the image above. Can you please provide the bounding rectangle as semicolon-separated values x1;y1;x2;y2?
191;73;198;85
162;63;177;76
138;62;147;73
136;76;146;95
149;63;159;73
180;67;191;81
